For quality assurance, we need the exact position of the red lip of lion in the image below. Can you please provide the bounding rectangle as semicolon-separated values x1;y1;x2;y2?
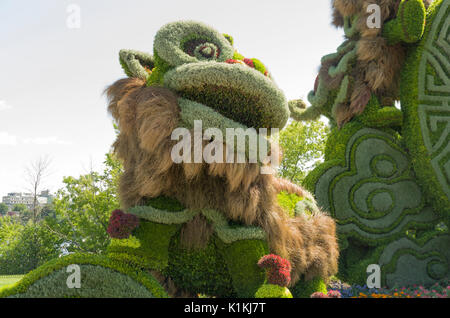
106;77;339;288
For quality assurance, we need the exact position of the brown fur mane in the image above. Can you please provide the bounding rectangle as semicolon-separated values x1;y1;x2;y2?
106;78;339;284
327;0;433;126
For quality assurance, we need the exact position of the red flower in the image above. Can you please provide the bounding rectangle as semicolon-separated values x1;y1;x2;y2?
243;58;255;68
107;209;139;239
257;254;292;287
225;59;243;65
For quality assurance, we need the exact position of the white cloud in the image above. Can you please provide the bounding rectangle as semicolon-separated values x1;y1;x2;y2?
22;136;71;145
0;132;18;146
0;133;71;146
0;100;12;111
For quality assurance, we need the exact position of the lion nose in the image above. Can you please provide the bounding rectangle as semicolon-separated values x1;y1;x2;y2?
225;58;268;77
225;58;247;66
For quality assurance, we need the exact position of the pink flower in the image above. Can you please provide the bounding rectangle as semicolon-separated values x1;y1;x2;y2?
327;290;342;298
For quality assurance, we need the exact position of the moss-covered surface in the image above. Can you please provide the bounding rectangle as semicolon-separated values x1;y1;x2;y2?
163;61;289;130
383;0;426;45
303;4;450;285
9;265;155;298
108;221;180;271
303;120;449;287
400;0;450;225
217;239;269;298
0;253;168;298
291;277;327;298
120;20;289;130
255;284;293;298
277;191;302;218
145;195;185;212
164;234;237;297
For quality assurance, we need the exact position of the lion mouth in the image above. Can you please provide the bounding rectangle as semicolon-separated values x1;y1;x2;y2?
163;61;289;130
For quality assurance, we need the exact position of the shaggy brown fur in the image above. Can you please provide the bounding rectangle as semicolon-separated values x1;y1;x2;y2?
106;78;339;286
327;0;432;126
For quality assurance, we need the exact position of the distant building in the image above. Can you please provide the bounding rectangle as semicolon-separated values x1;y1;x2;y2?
1;190;53;210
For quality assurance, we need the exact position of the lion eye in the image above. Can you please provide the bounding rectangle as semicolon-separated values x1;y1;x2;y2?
184;39;221;61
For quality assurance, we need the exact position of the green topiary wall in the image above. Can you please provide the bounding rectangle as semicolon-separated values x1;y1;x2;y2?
400;0;450;226
304;122;449;288
303;0;450;289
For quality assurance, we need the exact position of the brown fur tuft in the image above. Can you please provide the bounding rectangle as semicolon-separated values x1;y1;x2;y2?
326;0;431;126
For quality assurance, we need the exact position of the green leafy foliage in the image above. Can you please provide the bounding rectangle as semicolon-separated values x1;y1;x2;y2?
12;204;27;213
278;120;329;185
0;204;8;215
0;217;62;275
44;153;122;254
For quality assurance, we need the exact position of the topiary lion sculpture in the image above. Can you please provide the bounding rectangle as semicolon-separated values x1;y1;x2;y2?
0;20;339;298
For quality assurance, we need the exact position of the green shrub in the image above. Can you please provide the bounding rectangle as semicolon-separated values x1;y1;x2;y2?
0;253;168;298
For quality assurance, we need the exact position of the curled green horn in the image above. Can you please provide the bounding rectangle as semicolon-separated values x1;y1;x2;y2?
223;34;234;46
119;49;155;81
289;99;321;121
153;21;235;67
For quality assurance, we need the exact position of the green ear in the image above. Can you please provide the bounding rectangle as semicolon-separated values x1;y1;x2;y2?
223;34;234;46
119;49;155;81
382;0;426;45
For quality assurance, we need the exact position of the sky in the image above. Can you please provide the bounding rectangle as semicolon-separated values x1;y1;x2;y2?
0;0;344;199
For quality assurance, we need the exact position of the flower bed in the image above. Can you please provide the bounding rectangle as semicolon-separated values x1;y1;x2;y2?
324;278;450;298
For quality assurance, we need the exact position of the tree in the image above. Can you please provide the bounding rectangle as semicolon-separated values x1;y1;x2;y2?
44;153;122;254
25;156;52;223
40;203;56;219
0;203;8;216
0;216;62;275
12;204;28;213
278;120;330;185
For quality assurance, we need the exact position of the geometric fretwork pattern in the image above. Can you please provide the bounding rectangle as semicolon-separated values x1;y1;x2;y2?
309;125;449;287
416;0;450;211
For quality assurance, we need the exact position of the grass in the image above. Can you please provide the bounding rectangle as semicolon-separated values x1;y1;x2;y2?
0;275;24;289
